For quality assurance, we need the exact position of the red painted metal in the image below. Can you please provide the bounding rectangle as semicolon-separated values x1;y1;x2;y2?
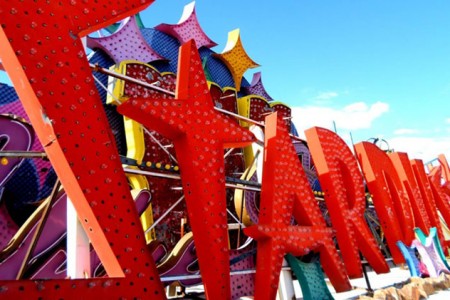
305;127;389;279
118;61;185;250
411;159;448;250
207;84;247;237
118;39;255;299
209;84;238;114
238;96;291;132
354;142;414;264
428;168;450;238
390;153;431;235
269;103;291;131
244;113;351;300
0;0;167;298
438;154;450;182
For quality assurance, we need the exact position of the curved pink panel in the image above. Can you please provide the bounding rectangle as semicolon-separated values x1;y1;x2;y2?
0;115;34;187
0;116;34;251
87;15;164;64
230;248;255;299
0;199;18;252
155;2;216;49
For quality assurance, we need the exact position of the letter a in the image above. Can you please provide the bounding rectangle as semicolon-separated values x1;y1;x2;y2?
245;113;351;300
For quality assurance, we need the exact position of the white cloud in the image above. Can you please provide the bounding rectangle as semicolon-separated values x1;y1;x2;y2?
290;100;448;163
393;128;420;135
315;91;339;101
446;118;450;124
291;101;389;139
388;136;450;162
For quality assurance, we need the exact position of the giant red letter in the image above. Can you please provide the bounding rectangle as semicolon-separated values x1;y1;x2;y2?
390;153;431;235
0;1;167;298
411;159;448;250
428;167;450;240
118;40;255;299
354;142;414;263
305;127;389;278
244;114;351;300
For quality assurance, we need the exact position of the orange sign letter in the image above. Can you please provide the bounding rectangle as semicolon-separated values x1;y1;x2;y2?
305;127;389;278
245;114;351;300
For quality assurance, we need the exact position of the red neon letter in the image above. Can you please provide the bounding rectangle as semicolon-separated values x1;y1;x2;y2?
354;142;414;263
118;40;255;299
428;167;450;240
244;114;351;300
411;159;448;250
0;1;167;298
438;154;450;182
390;153;431;235
305;127;389;278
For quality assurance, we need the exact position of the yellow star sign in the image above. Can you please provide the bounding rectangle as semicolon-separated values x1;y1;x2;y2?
213;29;260;91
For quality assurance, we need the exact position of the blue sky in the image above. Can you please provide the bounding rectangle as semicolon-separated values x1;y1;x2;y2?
2;0;450;162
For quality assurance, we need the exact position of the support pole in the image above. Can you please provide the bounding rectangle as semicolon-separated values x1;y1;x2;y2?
67;197;91;278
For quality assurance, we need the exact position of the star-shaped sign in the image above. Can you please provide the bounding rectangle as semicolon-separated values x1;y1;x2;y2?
243;72;273;101
118;39;255;299
213;29;260;91
87;15;165;64
156;1;217;49
244;113;351;300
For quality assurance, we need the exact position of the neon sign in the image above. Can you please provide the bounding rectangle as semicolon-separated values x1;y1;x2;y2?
1;1;450;299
